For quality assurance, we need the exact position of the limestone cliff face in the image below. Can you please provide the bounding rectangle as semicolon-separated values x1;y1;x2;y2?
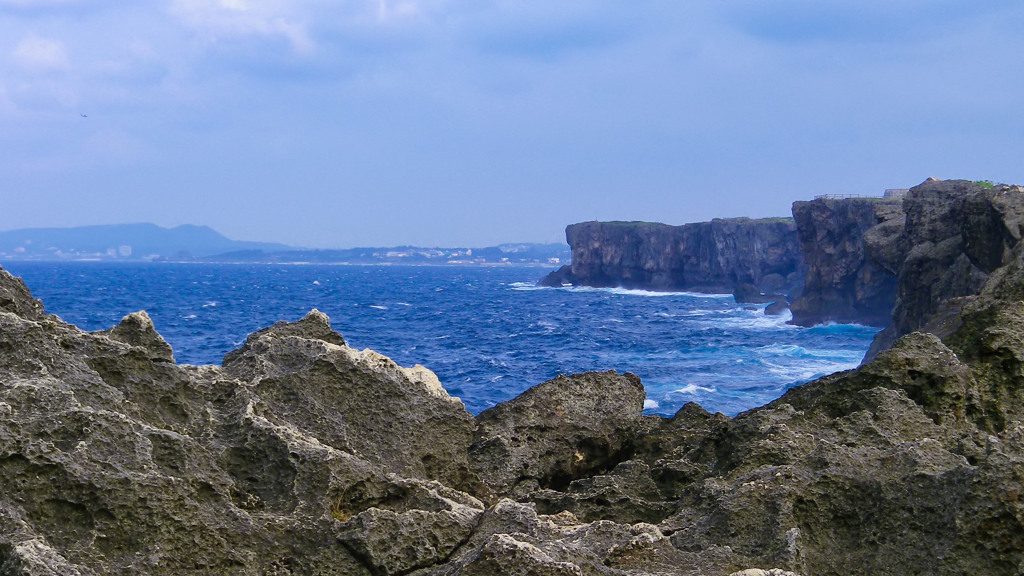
541;218;804;295
788;178;1024;349
864;178;1024;361
788;198;902;327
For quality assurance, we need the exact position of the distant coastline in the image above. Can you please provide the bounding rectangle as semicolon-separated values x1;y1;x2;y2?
0;223;569;267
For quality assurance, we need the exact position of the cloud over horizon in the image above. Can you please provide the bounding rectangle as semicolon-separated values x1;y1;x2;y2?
1;1;1022;247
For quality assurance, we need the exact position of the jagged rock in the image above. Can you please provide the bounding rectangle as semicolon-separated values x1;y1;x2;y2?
336;476;485;575
468;371;645;497
222;309;477;489
102;311;175;363
734;283;783;304
539;219;804;294
0;267;479;575
764;300;789;316
530;459;673;524
537;265;574;287
0;267;46;321
412;499;686;576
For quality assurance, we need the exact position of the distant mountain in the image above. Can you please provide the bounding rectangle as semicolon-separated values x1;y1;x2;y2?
0;224;294;261
0;224;570;266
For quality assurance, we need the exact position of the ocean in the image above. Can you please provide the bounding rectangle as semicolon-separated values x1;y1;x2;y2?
2;262;878;417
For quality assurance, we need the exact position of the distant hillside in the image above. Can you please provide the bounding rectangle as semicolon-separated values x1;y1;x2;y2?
0;224;293;261
0;224;569;266
197;243;570;266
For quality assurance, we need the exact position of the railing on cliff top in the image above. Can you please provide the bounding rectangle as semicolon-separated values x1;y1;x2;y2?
813;189;909;201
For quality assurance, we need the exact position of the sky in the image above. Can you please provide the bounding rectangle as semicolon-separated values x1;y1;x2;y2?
2;1;1023;248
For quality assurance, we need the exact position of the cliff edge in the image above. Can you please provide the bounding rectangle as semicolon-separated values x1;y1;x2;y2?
539;218;804;298
787;197;901;327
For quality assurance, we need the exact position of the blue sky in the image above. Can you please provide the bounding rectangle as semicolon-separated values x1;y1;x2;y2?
2;1;1022;248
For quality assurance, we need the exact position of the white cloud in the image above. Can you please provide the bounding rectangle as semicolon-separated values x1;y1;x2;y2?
167;0;315;53
0;0;78;5
11;34;70;72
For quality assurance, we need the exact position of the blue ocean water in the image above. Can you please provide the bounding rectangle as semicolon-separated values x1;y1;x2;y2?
2;262;878;417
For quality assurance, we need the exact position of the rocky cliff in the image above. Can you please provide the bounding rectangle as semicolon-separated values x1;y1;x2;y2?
788;179;1024;360
788;197;902;327
5;225;1024;575
539;219;804;297
863;178;1024;361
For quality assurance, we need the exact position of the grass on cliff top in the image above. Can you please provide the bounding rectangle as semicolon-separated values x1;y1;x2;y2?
596;217;793;226
599;220;665;226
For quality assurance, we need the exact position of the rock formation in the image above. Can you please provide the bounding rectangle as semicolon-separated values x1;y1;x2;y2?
788;197;901;327
788;178;1024;359
863;178;1024;361
5;179;1024;576
538;219;804;298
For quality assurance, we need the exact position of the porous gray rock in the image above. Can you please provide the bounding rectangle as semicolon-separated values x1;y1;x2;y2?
102;310;175;363
468;371;646;498
336;477;485;575
222;309;477;489
0;267;46;321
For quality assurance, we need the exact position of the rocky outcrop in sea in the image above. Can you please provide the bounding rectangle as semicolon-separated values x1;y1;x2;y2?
4;174;1024;574
538;219;805;299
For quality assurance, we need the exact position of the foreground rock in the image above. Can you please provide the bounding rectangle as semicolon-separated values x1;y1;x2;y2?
5;220;1024;576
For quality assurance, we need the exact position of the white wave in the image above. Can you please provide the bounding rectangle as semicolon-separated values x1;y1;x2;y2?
396;302;412;307
762;358;860;382
183;314;197;320
579;286;732;298
312;280;320;285
369;305;387;310
758;343;864;361
202;301;217;308
758;343;807;356
675;384;716;395
525;283;732;298
643;399;660;410
699;310;796;330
